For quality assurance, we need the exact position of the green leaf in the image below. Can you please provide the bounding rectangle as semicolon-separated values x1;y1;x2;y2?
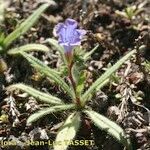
7;44;49;55
0;32;5;44
27;104;76;124
0;32;5;52
20;52;75;99
0;0;6;23
71;63;81;84
125;6;136;19
45;38;67;65
54;112;81;150
71;62;86;98
81;50;136;105
85;110;132;150
96;78;109;91
83;44;99;61
144;60;150;72
115;10;128;18
76;71;86;97
7;83;63;105
3;3;49;48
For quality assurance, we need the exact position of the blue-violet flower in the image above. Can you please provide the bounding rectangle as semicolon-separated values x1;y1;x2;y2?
55;18;86;53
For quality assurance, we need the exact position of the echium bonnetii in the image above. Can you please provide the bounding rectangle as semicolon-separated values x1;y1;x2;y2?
8;18;135;150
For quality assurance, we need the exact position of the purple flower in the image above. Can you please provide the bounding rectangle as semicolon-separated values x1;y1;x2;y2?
55;18;86;53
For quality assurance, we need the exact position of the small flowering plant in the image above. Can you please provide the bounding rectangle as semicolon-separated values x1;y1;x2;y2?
7;18;135;150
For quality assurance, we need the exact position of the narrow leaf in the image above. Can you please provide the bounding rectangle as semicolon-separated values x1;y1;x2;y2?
82;50;136;105
46;38;67;65
83;44;99;60
27;104;75;124
3;3;49;48
20;52;75;99
76;71;86;97
85;110;132;150
96;78;109;91
8;44;49;55
54;112;81;150
7;83;63;105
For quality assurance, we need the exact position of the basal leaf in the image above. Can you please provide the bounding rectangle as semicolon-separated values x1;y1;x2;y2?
27;104;76;124
81;50;136;105
85;110;132;150
8;44;49;55
3;3;49;48
20;52;75;99
7;83;63;105
54;112;81;150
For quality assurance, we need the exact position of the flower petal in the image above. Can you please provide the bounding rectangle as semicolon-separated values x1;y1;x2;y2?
76;29;86;38
55;23;65;35
55;24;67;44
54;18;86;53
65;18;77;28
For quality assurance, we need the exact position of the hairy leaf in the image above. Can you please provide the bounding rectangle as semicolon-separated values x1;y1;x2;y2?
85;110;132;150
46;38;67;65
83;44;99;60
7;83;63;105
27;104;76;124
8;44;49;55
3;3;49;48
20;52;75;99
76;71;86;97
82;50;136;105
54;112;81;150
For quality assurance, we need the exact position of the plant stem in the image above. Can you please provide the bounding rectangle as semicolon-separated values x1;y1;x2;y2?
68;61;81;106
65;51;81;106
68;62;76;91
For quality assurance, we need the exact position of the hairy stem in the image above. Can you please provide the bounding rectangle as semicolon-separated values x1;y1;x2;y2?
65;51;81;106
68;61;81;106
